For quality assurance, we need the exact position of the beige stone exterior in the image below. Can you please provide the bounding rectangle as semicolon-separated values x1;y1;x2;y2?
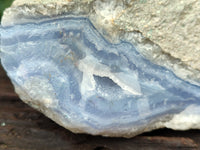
2;0;200;83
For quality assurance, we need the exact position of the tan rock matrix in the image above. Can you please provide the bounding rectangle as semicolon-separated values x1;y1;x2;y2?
2;0;200;83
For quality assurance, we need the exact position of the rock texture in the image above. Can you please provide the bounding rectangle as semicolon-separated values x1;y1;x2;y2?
1;0;200;137
2;0;200;84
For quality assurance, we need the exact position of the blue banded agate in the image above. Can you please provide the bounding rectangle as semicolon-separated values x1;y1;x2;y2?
1;17;200;137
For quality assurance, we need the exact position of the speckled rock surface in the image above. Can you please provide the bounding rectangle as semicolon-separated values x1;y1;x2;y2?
2;0;200;84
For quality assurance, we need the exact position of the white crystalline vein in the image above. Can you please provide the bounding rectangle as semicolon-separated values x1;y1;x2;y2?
78;54;142;97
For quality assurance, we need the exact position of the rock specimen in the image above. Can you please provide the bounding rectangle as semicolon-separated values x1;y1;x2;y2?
1;0;200;137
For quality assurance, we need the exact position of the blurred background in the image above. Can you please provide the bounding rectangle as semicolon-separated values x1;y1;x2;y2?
0;0;14;21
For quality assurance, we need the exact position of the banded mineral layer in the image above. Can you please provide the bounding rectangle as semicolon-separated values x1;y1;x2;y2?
1;0;200;137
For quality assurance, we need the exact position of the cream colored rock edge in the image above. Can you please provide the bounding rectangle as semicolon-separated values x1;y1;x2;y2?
2;0;200;85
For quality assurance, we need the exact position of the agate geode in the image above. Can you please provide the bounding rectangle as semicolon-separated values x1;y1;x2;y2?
1;1;200;137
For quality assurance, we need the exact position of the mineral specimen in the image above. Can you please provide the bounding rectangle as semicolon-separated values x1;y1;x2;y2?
1;0;200;137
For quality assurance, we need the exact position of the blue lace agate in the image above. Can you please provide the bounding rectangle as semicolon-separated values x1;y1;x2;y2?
1;17;200;137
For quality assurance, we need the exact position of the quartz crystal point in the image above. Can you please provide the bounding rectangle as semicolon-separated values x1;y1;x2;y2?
1;17;200;137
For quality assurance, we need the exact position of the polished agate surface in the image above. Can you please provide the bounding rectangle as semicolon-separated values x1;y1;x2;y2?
1;17;200;137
